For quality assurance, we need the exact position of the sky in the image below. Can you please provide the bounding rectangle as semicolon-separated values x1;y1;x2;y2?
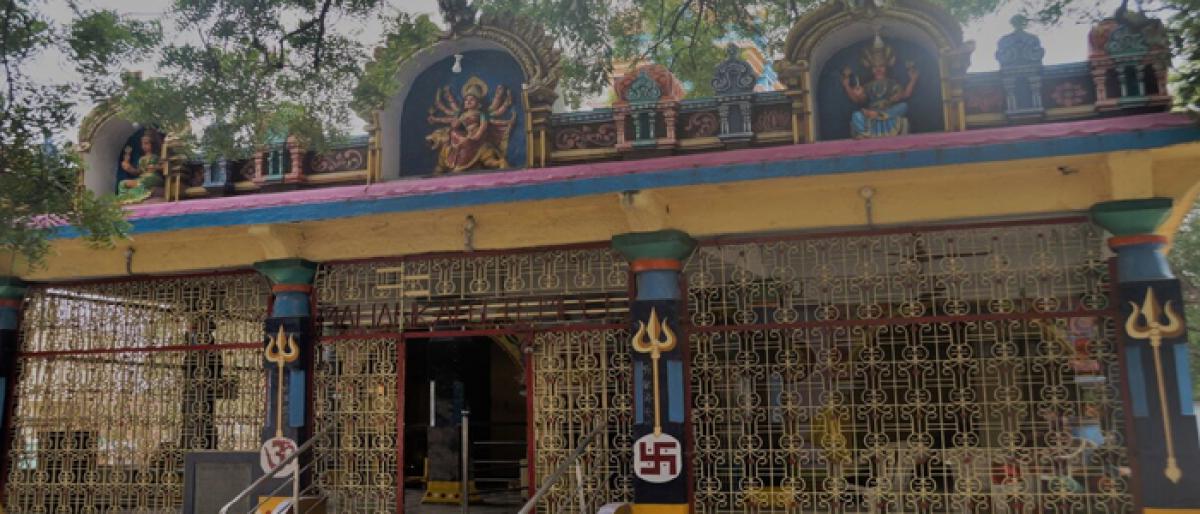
28;0;1120;133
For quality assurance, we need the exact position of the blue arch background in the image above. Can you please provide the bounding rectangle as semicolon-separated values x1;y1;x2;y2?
399;50;528;176
816;39;944;141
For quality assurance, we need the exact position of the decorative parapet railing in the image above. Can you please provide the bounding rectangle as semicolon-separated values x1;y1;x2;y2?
965;62;1105;127
547;91;793;164
174;134;374;200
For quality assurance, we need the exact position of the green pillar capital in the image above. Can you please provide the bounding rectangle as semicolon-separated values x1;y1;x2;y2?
0;276;27;301
611;229;698;265
253;258;318;287
1090;198;1175;282
0;277;26;330
1089;197;1173;236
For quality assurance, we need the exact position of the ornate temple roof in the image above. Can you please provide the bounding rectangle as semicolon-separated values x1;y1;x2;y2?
59;112;1198;238
65;0;1195;240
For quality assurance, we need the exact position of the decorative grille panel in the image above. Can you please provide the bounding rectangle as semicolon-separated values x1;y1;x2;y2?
19;275;267;353
312;338;400;513
687;222;1108;327
315;247;629;334
533;329;633;513
6;274;269;513
686;221;1133;513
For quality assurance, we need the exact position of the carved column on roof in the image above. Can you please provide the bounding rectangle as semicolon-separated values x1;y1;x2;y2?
774;59;810;144
940;40;975;132
161;131;194;201
284;135;307;184
995;15;1046;122
366;112;381;183
441;9;562;168
1088;10;1170;112
613;64;684;154
252;145;267;186
712;43;758;147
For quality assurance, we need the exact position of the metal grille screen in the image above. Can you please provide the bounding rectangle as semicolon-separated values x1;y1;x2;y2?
5;274;268;513
532;328;633;513
314;246;629;335
685;221;1133;512
312;337;400;513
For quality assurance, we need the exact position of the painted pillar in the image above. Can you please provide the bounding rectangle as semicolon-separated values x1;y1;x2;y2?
253;259;318;477
0;277;26;496
1091;198;1200;510
612;229;697;514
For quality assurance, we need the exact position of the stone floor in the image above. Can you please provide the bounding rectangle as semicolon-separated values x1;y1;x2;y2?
402;488;524;513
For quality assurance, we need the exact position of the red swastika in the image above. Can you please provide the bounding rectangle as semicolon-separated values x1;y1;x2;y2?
267;439;296;468
637;440;679;477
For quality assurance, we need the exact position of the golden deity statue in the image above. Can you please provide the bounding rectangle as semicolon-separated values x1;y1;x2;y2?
426;76;516;173
840;35;919;139
117;132;166;204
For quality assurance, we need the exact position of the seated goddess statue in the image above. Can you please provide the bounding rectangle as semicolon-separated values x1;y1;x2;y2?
116;133;165;204
841;36;919;139
426;77;515;173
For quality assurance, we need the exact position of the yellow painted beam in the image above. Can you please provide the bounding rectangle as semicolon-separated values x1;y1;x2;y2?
619;189;673;232
1107;151;1156;200
17;144;1200;282
1153;155;1200;243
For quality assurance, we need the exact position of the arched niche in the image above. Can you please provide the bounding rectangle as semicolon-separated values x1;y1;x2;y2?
814;34;945;141
375;14;560;180
776;0;974;142
77;102;139;196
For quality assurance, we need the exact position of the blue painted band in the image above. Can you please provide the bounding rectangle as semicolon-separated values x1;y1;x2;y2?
636;271;681;301
1114;242;1175;283
289;370;306;427
52;124;1200;239
0;378;6;428
667;360;684;423
1173;343;1195;416
272;292;311;317
0;308;17;331
1127;345;1149;418
634;361;644;425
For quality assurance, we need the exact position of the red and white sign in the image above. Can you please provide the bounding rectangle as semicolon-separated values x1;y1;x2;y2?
634;433;681;483
260;436;298;477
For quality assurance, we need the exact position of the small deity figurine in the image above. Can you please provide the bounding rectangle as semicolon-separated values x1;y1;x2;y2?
116;132;165;204
841;35;919;139
426;76;516;174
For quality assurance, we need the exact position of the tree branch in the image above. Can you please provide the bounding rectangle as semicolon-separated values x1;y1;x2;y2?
642;0;693;64
0;0;19;104
312;0;334;72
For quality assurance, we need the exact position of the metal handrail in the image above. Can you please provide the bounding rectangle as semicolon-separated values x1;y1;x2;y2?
218;426;331;514
517;422;606;514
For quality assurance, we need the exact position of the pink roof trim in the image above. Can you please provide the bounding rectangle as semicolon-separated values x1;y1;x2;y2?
124;112;1194;221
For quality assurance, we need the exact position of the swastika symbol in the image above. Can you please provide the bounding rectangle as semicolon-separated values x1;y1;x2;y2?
633;433;681;483
268;439;296;467
638;441;679;475
260;436;298;477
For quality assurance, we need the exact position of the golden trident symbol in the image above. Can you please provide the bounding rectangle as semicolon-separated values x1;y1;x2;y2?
265;325;300;438
1126;287;1186;483
632;308;676;436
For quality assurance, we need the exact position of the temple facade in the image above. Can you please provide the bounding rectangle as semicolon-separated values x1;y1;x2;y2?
2;0;1200;512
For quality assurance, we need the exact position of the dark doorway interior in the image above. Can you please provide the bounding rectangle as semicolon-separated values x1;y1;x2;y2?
404;336;526;509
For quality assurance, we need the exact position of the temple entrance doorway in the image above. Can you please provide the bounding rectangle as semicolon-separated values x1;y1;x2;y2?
403;336;527;512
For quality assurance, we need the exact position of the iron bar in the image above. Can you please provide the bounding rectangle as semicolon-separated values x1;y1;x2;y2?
219;425;332;514
518;422;606;514
462;408;470;514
